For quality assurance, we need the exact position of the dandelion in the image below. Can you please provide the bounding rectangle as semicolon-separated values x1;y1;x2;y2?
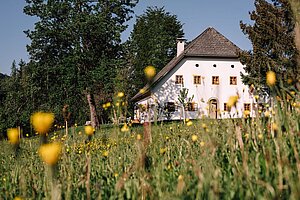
121;124;129;132
266;71;276;86
84;125;94;136
144;65;156;80
160;148;167;154
244;110;250;117
258;134;263;139
117;92;124;98
227;96;239;109
102;150;109;157
115;102;120;107
137;134;142;140
272;123;278;132
38;142;62;166
186;121;193;126
191;134;198;142
202;123;207;129
264;111;270;118
105;102;111;108
200;141;205;147
31;112;54;134
14;197;22;200
7;128;20;145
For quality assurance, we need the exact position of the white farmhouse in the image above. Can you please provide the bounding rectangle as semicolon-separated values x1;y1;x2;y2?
132;27;256;122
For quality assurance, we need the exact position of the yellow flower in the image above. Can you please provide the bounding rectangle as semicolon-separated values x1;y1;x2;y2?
200;141;205;147
137;134;142;140
272;123;278;132
144;65;156;80
38;143;62;166
258;134;263;139
7;128;20;145
140;88;146;94
85;125;94;136
14;197;22;200
178;175;184;180
266;71;276;86
244;110;250;117
117;92;124;98
121;124;129;132
115;102;120;107
160;148;167;154
105;102;111;108
202;123;207;129
191;134;198;142
264;111;270;117
102;151;109;157
227;96;239;109
186;121;193;126
31;112;54;134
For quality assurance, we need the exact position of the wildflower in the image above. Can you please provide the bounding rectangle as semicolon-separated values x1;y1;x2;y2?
266;71;276;86
258;134;263;139
38;142;62;166
105;102;111;108
102;151;109;157
254;95;259;100
177;175;185;195
7;128;20;145
114;173;119;178
137;134;142;140
117;92;124;98
272;123;278;132
139;88;146;94
115;102;120;107
244;110;250;117
202;123;207;129
244;133;249;139
264;111;270;117
14;197;22;200
144;65;156;80
191;134;198;142
200;141;205;147
227;95;239;109
31;112;54;134
121;124;129;132
84;125;94;136
160;148;167;154
186;121;193;126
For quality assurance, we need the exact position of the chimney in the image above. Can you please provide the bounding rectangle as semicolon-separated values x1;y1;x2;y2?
176;38;186;57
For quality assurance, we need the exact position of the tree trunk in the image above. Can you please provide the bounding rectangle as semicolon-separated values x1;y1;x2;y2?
290;0;300;69
86;92;99;128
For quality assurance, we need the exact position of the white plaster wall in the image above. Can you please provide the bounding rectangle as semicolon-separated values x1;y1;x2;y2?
134;57;256;121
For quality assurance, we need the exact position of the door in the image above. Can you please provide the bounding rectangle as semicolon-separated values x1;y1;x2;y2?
209;99;218;119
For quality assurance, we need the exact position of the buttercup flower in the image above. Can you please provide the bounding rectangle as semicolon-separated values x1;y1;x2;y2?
39;142;62;166
31;112;54;134
7;128;20;145
85;125;94;136
227;96;239;109
144;66;156;80
266;71;276;86
117;92;124;98
191;134;198;142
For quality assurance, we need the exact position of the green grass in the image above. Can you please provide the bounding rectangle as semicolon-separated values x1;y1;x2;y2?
1;103;300;199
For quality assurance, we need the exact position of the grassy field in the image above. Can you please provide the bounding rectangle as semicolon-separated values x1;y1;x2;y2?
1;100;300;199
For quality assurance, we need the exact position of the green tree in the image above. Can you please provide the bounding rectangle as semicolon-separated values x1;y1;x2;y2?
239;0;298;87
128;7;184;93
24;0;138;127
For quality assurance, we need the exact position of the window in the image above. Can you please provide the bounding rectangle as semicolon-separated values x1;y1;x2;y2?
164;102;177;112
244;103;251;111
212;76;219;85
194;75;201;84
185;102;198;111
175;75;183;84
230;76;237;85
224;103;228;111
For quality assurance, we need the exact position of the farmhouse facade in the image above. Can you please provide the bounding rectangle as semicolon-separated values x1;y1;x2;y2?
132;27;256;122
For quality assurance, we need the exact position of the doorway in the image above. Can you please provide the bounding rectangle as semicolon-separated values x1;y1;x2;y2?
208;99;218;119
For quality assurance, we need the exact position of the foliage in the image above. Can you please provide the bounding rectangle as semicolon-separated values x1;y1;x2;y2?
23;0;139;128
128;7;184;93
1;91;300;199
239;0;299;88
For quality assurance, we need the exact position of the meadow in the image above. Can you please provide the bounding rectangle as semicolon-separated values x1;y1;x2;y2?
1;94;300;200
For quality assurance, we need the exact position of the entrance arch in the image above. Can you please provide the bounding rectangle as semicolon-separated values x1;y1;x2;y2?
208;98;218;119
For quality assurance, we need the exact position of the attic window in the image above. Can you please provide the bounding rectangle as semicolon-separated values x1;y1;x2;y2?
231;65;234;68
213;64;217;67
195;64;199;67
175;75;183;84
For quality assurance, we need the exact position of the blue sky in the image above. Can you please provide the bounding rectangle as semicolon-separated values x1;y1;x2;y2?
0;0;254;75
